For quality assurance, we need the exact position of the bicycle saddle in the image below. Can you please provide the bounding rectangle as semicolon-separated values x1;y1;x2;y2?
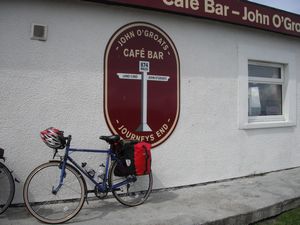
99;135;120;144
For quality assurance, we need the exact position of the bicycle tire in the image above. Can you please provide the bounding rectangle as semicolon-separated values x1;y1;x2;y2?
0;162;15;214
109;160;153;207
23;161;86;224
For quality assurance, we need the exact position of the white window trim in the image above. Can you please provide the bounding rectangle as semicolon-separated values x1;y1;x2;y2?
238;44;296;129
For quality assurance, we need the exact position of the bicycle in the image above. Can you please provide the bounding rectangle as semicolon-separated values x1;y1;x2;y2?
0;148;16;215
23;128;153;224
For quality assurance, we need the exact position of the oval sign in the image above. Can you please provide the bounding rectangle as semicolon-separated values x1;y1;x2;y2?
104;22;180;147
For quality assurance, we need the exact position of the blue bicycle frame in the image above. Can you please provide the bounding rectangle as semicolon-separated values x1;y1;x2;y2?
52;135;134;195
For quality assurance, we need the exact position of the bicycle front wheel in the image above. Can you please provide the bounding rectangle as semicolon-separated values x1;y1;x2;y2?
109;161;153;207
23;161;86;224
0;162;15;214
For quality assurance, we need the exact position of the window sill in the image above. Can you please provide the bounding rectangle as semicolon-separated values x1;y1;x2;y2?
240;120;296;129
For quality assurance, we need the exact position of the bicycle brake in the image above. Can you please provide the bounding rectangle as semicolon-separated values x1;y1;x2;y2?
52;149;58;159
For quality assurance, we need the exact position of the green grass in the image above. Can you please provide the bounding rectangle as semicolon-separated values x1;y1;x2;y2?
254;207;300;225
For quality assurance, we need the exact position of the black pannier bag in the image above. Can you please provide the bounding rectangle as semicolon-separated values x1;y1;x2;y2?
114;140;135;177
114;159;132;177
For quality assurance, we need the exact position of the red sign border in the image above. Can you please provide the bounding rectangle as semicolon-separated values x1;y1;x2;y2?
103;21;181;147
87;0;300;38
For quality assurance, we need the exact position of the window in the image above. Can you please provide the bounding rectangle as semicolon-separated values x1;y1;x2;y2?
248;62;283;120
238;45;296;129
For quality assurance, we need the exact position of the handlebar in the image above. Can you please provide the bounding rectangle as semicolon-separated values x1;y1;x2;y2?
65;135;72;147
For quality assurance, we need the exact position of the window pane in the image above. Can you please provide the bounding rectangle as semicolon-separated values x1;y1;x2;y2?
248;64;281;79
248;83;282;116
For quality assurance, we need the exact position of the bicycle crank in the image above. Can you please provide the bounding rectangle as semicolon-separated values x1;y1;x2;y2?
94;186;108;199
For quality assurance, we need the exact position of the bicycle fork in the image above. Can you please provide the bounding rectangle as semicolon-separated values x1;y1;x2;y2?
51;161;67;195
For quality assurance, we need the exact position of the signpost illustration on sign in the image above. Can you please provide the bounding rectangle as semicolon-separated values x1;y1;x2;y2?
104;22;180;147
117;61;170;132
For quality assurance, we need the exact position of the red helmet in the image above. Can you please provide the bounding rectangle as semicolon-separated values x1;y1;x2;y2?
40;127;66;149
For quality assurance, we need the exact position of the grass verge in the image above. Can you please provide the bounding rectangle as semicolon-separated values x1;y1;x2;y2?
254;207;300;225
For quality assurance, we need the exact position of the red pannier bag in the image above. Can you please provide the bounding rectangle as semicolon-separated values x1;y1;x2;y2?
134;142;151;176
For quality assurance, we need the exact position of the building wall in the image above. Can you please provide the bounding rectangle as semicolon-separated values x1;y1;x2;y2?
1;0;300;203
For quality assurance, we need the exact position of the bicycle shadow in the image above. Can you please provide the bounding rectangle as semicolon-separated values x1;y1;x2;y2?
68;190;179;224
147;173;179;204
0;206;36;223
0;189;179;225
68;197;133;224
69;173;179;223
147;190;179;204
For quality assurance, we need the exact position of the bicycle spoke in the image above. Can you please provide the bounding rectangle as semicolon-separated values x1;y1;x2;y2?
23;162;85;224
109;161;152;206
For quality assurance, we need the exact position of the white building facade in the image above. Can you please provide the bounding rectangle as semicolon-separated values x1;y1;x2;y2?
1;0;300;203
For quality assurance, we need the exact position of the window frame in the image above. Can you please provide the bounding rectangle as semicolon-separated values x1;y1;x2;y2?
238;44;296;129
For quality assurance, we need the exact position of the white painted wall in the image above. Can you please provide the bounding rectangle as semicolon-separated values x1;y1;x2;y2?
1;0;300;203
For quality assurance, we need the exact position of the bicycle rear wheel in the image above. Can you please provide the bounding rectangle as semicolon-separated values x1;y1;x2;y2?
109;161;153;207
0;162;15;214
23;161;86;224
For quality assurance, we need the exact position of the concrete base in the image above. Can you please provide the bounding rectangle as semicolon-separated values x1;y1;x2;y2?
1;167;300;225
